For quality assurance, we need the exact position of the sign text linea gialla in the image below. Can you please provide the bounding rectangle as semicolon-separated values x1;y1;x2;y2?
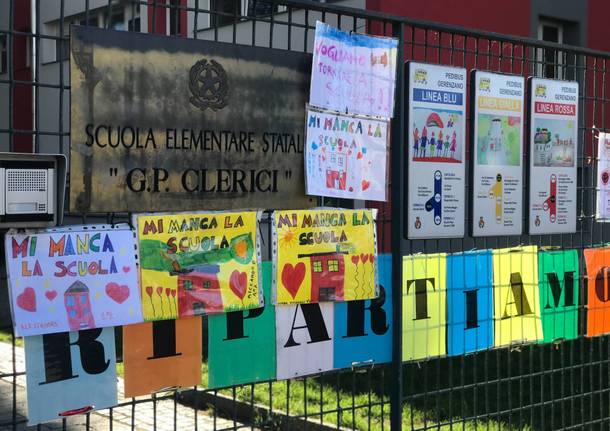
70;26;315;212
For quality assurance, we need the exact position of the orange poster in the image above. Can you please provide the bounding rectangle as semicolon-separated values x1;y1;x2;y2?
123;317;202;397
584;248;610;337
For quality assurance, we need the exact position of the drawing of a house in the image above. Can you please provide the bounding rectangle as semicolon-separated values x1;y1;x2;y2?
64;281;95;331
176;264;223;316
298;251;347;301
325;152;348;190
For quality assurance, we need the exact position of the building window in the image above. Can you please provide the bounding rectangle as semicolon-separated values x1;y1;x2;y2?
328;259;339;272
211;0;240;27
128;7;141;32
56;38;70;62
183;280;193;290
203;280;211;289
169;0;182;36
313;260;323;273
106;7;126;31
537;20;564;79
247;1;279;17
0;35;6;74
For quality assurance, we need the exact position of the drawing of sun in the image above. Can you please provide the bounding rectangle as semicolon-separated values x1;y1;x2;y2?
279;228;297;249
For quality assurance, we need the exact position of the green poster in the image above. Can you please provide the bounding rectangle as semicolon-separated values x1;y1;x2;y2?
538;249;579;342
208;261;276;388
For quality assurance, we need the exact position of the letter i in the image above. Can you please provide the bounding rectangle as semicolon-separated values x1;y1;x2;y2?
29;237;37;256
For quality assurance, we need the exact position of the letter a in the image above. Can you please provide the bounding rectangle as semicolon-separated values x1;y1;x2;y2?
284;304;330;347
502;273;533;319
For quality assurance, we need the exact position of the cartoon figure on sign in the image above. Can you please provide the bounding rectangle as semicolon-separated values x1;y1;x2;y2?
488;118;504;154
325;152;348;190
419;127;428;157
177;264;223;316
542;174;557;222
298;249;347;302
425;170;443;225
64;281;95;331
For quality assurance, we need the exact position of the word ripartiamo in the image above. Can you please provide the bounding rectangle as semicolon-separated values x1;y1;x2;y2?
11;234;118;277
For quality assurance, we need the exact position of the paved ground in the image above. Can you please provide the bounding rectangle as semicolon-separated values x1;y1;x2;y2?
0;342;241;431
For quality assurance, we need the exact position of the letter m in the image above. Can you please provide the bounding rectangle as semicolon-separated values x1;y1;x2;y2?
277;214;292;229
544;271;575;309
142;220;158;235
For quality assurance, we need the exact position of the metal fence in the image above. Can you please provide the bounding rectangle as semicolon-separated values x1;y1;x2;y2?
1;0;610;429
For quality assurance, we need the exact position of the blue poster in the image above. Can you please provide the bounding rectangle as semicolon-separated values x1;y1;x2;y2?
24;327;117;425
446;250;494;355
333;254;392;369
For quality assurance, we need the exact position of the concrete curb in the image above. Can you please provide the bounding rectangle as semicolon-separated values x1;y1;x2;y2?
178;388;350;431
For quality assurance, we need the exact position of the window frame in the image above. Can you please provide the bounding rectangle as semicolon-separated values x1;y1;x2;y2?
536;19;565;79
0;34;7;75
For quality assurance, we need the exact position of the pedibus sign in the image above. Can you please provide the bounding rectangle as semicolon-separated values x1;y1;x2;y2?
70;26;315;213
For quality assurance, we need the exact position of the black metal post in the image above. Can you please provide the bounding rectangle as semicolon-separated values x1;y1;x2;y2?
390;20;405;431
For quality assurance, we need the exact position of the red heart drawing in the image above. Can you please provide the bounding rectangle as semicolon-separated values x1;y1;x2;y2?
165;288;171;297
362;180;371;191
45;290;57;301
156;286;163;296
369;253;375;264
351;255;360;265
170;290;176;298
106;282;130;304
145;286;153;297
17;287;36;312
229;270;248;300
357;152;363;160
281;263;306;299
361;253;369;264
122;266;131;273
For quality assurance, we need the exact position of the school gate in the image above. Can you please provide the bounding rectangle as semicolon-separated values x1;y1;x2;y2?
1;0;610;430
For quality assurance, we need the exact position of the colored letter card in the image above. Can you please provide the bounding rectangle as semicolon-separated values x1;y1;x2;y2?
492;246;542;346
334;254;392;368
25;328;117;425
123;317;202;397
305;108;389;201
538;249;578;342
596;133;610;220
402;254;447;361
446;251;493;355
208;262;276;388
407;62;467;238
6;227;142;336
273;209;378;304
529;78;578;234
471;71;524;236
276;302;334;379
134;211;263;320
310;21;398;118
584;247;610;337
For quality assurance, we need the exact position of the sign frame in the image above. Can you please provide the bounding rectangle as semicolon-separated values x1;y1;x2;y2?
470;70;525;237
528;77;579;234
406;61;467;239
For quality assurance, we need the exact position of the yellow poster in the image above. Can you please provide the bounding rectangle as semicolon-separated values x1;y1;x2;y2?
134;211;263;320
273;209;377;304
402;254;447;361
492;246;543;346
